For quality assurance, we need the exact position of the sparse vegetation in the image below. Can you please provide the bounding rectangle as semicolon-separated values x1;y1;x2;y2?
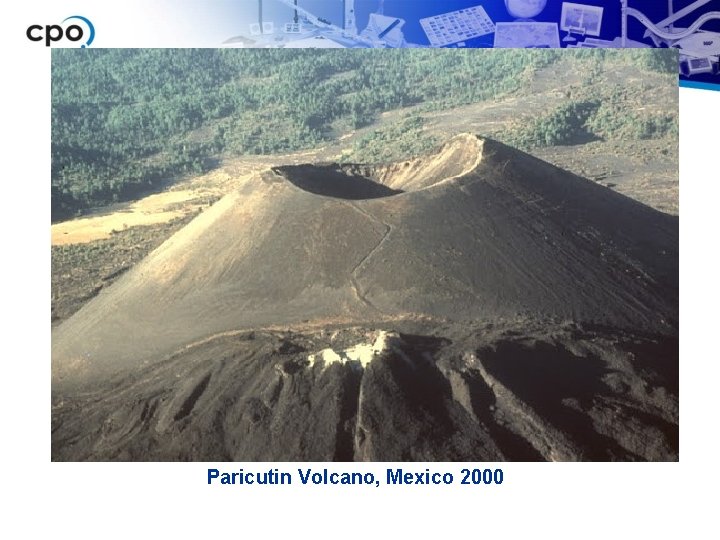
501;100;600;149
52;48;679;321
51;213;200;322
496;53;678;151
341;115;439;164
52;48;677;219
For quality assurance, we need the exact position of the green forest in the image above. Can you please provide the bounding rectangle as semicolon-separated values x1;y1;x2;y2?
52;48;677;220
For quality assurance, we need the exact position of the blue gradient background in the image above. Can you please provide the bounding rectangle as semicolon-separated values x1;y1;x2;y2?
163;1;720;87
218;0;720;44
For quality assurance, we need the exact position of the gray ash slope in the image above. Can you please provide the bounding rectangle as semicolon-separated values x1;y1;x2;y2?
51;135;678;461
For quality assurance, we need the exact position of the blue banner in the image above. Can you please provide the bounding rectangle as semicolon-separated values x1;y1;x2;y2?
219;1;720;89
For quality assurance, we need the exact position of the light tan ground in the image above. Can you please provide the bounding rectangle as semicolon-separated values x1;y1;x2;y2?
51;156;312;246
51;60;677;246
52;190;196;245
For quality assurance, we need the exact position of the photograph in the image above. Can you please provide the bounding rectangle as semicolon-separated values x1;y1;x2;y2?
50;47;678;462
493;22;561;47
560;2;604;36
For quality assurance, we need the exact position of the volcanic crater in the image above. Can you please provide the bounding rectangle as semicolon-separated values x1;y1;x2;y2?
51;135;678;461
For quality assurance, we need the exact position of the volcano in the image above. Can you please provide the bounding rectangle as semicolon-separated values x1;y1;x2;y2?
51;135;678;461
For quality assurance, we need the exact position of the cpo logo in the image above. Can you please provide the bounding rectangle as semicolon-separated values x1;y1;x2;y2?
26;15;95;47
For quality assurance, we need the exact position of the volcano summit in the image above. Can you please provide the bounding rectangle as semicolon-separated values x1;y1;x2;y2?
51;135;678;461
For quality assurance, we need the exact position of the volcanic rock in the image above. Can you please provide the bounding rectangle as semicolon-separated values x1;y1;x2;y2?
51;135;678;461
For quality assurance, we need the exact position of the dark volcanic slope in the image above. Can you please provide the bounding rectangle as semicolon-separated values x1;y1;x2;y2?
52;323;678;461
51;135;678;461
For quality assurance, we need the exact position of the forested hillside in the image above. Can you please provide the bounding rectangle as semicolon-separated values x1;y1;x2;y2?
52;48;676;220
